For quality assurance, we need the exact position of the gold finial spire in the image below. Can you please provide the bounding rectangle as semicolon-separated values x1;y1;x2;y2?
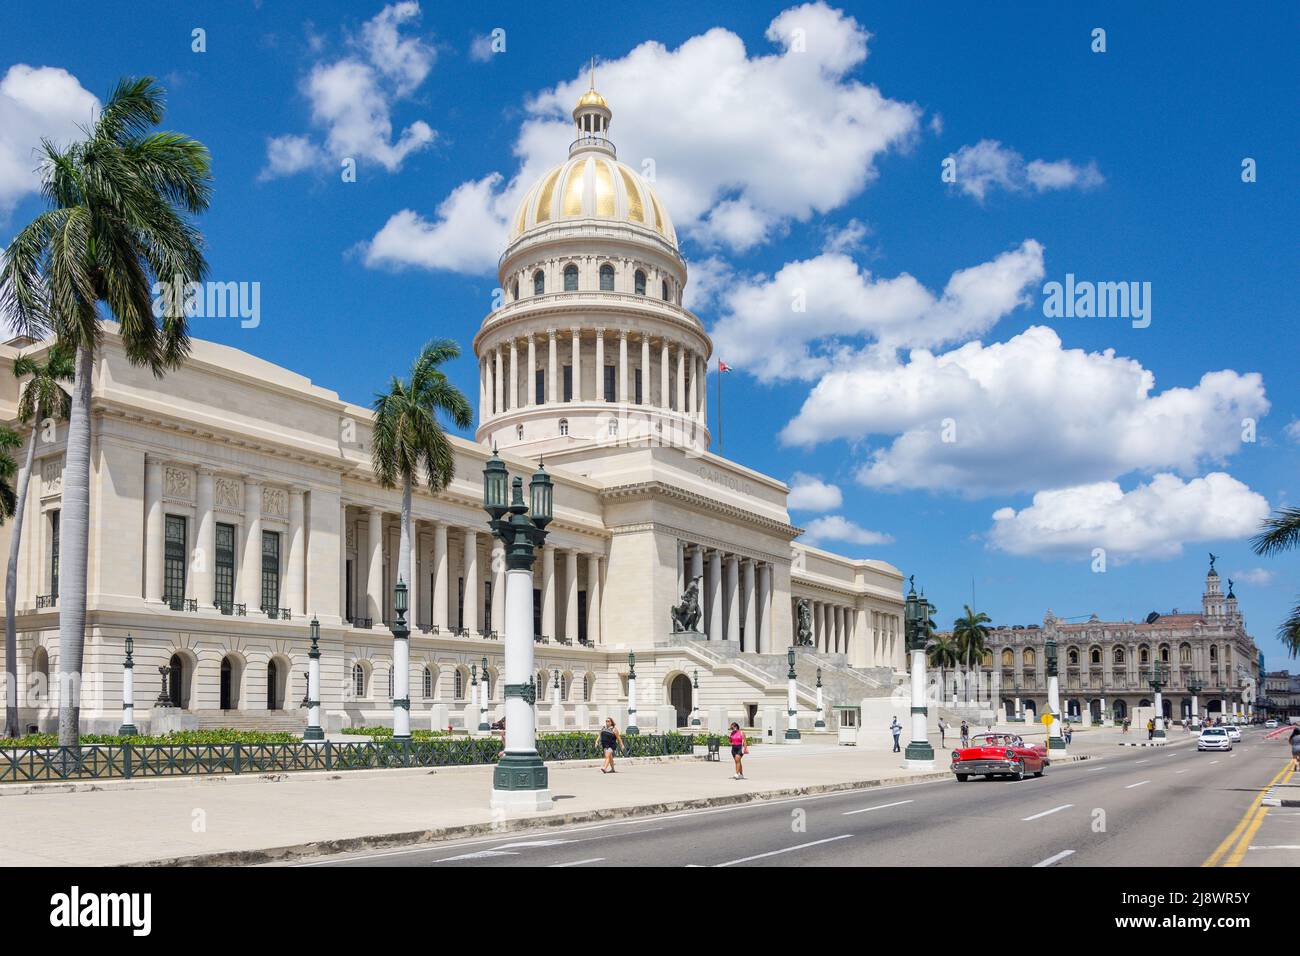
590;55;596;89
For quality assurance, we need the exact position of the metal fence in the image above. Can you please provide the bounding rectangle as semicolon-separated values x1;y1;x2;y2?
0;733;696;783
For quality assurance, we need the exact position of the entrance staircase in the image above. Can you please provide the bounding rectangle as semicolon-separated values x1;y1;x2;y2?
192;709;309;734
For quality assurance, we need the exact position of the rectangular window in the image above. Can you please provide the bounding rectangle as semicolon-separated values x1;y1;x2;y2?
261;530;281;613
533;587;542;637
164;515;186;608
346;560;355;621
535;368;545;405
215;522;235;608
634;369;643;405
484;579;493;633
457;577;465;629
48;510;60;599
563;365;572;402
578;590;588;644
603;365;616;402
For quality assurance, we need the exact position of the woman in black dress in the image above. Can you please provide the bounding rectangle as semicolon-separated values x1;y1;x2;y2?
599;718;622;774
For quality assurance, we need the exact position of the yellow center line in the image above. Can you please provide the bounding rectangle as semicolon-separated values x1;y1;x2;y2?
1203;762;1293;867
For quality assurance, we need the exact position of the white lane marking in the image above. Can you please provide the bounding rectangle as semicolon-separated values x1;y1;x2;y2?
1134;759;1148;764
1175;770;1188;774
1229;754;1237;758
434;849;520;862
549;857;604;867
1033;849;1075;868
714;834;852;867
1085;766;1109;771
1022;804;1074;822
842;799;913;816
497;840;571;849
1210;760;1220;765
1248;845;1300;851
1125;780;1151;789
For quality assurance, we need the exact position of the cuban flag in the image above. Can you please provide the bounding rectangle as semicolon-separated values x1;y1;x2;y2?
718;360;732;372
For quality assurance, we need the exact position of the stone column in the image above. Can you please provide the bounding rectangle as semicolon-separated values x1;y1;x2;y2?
676;541;685;594
408;520;420;628
240;479;264;610
571;328;582;401
697;354;706;421
565;549;579;641
618;330;629;402
686;350;696;419
640;334;650;405
339;503;349;619
478;357;486;419
494;346;504;415
508;339;518;411
586;554;601;644
660;340;670;409
285;488;305;616
462;529;479;634
725;555;739;642
834;605;844;655
365;507;383;623
144;457;165;602
707;550;723;641
488;537;504;635
676;346;686;412
757;563;772;653
432;522;449;630
690;545;704;586
548;328;558;403
541;544;555;640
742;559;756;652
193;468;215;605
595;329;605;401
526;334;536;407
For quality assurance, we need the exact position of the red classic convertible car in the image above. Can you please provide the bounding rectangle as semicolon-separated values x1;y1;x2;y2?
951;733;1048;782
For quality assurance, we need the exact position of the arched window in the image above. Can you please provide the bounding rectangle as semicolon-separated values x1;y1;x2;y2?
353;663;365;698
1023;648;1036;667
423;667;433;699
1001;648;1014;667
608;418;618;436
634;270;646;295
1179;643;1192;664
1139;645;1150;664
561;673;571;700
661;279;670;301
511;279;519;301
558;418;569;436
454;668;465;700
1159;644;1170;663
1210;646;1218;662
537;671;547;702
564;264;579;292
1114;646;1125;664
1067;647;1079;666
483;670;493;700
583;673;592;701
533;270;545;295
1090;647;1101;665
599;264;614;291
516;423;524;440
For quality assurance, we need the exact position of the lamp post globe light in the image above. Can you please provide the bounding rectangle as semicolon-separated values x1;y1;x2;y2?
1188;673;1204;729
118;633;138;736
902;581;935;768
480;655;491;731
389;580;411;741
626;652;638;735
1148;663;1169;742
484;446;553;811
690;668;701;727
1044;633;1067;755
785;646;800;741
814;668;826;729
304;617;324;741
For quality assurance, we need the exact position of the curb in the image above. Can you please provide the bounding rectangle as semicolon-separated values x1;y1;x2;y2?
138;770;955;867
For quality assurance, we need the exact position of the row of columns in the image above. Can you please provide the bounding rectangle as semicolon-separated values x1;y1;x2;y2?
800;598;858;656
480;329;705;421
676;542;772;652
143;458;307;615
340;504;603;644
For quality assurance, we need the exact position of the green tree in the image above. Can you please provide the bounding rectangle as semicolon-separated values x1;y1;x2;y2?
371;339;473;614
927;632;960;702
953;605;992;671
4;346;74;736
1251;507;1300;656
0;77;211;747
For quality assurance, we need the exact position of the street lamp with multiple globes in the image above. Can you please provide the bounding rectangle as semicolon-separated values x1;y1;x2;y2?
1044;633;1066;754
1148;661;1170;742
119;634;138;736
626;653;639;735
483;446;553;811
902;579;936;768
1187;672;1205;728
304;617;324;741
389;579;411;741
785;646;800;741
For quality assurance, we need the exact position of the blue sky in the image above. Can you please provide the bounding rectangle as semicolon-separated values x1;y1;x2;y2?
2;1;1297;662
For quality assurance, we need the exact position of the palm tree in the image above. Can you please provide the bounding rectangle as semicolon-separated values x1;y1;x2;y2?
953;605;992;702
4;346;74;737
370;339;473;616
1251;507;1300;656
0;77;210;747
927;632;960;702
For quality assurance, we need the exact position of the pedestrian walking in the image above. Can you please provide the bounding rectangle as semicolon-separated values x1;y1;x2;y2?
1146;718;1154;741
599;717;623;774
1290;727;1300;771
1063;721;1073;745
938;718;947;748
890;716;902;752
959;719;970;748
729;722;748;779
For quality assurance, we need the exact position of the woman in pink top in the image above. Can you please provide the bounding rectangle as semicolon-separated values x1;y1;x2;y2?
728;722;747;780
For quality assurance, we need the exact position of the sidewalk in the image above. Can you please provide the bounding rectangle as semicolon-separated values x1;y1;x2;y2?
0;740;961;866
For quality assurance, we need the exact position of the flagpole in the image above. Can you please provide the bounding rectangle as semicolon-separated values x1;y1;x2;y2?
716;360;723;452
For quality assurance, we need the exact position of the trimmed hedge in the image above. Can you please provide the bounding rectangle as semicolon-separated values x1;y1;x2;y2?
0;730;299;747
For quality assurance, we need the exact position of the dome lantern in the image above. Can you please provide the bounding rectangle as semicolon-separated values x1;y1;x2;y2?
571;57;614;158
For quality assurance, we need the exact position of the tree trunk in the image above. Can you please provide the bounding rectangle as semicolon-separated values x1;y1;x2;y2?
397;477;412;600
56;345;93;749
4;411;38;738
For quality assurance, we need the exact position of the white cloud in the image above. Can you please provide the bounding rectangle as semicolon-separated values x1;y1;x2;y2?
468;35;495;63
262;2;435;179
787;472;843;511
781;326;1269;497
1285;419;1300;443
364;174;506;272
0;65;99;218
1232;568;1275;587
801;514;893;547
988;472;1269;562
360;1;921;271
821;218;870;255
950;139;1103;203
709;239;1044;381
681;255;733;313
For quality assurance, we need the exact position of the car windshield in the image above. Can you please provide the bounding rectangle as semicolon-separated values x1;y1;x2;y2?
973;734;1019;747
1202;728;1225;735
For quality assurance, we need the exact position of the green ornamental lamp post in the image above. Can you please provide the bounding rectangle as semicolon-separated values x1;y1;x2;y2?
1148;661;1170;742
469;663;479;732
1044;633;1066;754
691;668;701;727
118;633;138;736
902;579;935;767
785;646;801;740
479;655;491;731
484;446;552;811
304;617;324;741
626;652;639;735
390;582;411;741
814;667;826;729
1187;672;1204;729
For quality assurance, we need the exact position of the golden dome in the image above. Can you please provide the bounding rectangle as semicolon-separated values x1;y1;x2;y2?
509;154;677;247
575;89;609;110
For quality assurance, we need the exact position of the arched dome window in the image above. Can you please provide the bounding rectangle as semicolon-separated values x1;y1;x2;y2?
661;279;670;301
511;279;519;301
564;264;579;292
599;264;615;291
1114;646;1125;664
634;270;646;295
558;418;569;436
533;270;545;295
352;663;366;698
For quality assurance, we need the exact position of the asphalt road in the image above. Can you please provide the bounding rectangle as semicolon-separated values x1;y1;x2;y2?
295;727;1293;867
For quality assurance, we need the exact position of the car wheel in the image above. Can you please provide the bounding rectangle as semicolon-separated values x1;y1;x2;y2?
1033;767;1044;778
956;774;968;782
1011;762;1024;781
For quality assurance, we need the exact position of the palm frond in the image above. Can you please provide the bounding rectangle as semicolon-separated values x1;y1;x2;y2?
1251;507;1300;557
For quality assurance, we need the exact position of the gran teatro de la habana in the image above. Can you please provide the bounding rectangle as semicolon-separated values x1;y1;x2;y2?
0;88;911;738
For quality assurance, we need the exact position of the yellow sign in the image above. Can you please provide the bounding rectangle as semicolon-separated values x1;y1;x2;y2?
1041;712;1055;728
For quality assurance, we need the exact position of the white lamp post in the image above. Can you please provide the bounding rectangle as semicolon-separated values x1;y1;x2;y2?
479;655;491;731
785;647;801;741
902;580;935;769
118;634;138;735
814;667;826;729
626;652;639;735
485;448;553;811
469;664;479;734
690;669;701;727
304;617;324;741
391;585;411;741
550;669;563;729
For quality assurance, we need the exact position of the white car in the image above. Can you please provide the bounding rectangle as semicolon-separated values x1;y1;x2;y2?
1225;725;1242;742
1198;727;1232;751
1265;719;1279;728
